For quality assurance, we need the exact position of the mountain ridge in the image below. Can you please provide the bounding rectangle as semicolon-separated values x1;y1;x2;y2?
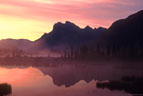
36;21;107;51
0;10;142;57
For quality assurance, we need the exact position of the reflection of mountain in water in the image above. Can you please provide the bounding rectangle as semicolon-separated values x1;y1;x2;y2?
1;63;143;95
37;62;143;87
1;60;143;88
39;65;96;87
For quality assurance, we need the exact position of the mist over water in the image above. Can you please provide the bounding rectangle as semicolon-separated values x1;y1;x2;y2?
0;10;142;96
0;60;142;96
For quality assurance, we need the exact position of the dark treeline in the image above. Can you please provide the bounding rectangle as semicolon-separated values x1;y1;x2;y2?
63;43;143;59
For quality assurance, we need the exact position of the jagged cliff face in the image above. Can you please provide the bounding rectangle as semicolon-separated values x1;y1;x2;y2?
35;21;106;51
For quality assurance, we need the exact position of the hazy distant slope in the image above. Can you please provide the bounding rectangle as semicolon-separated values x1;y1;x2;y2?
0;39;33;50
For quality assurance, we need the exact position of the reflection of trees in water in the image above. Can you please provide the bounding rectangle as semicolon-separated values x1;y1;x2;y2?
97;76;143;96
0;58;143;95
37;62;143;88
0;57;64;66
0;83;12;96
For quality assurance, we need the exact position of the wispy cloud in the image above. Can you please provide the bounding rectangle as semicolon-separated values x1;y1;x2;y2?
0;0;142;27
0;0;142;40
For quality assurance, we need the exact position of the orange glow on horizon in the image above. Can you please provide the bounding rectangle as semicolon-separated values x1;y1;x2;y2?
0;15;53;41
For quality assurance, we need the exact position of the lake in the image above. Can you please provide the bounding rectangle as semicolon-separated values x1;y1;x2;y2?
0;60;143;96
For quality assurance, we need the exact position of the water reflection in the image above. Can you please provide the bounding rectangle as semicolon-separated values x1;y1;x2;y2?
38;63;143;87
0;62;142;96
97;76;143;96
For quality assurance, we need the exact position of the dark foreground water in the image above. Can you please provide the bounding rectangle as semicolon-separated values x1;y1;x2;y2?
0;60;143;96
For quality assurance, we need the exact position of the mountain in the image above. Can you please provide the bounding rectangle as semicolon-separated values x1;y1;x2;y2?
0;10;142;58
58;10;143;59
100;10;143;57
103;10;143;44
0;39;34;57
35;21;106;51
0;39;33;50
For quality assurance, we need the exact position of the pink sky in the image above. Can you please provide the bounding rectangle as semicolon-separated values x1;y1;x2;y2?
0;0;142;40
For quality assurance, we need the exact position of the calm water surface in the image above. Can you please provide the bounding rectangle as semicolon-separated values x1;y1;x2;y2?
0;61;142;96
